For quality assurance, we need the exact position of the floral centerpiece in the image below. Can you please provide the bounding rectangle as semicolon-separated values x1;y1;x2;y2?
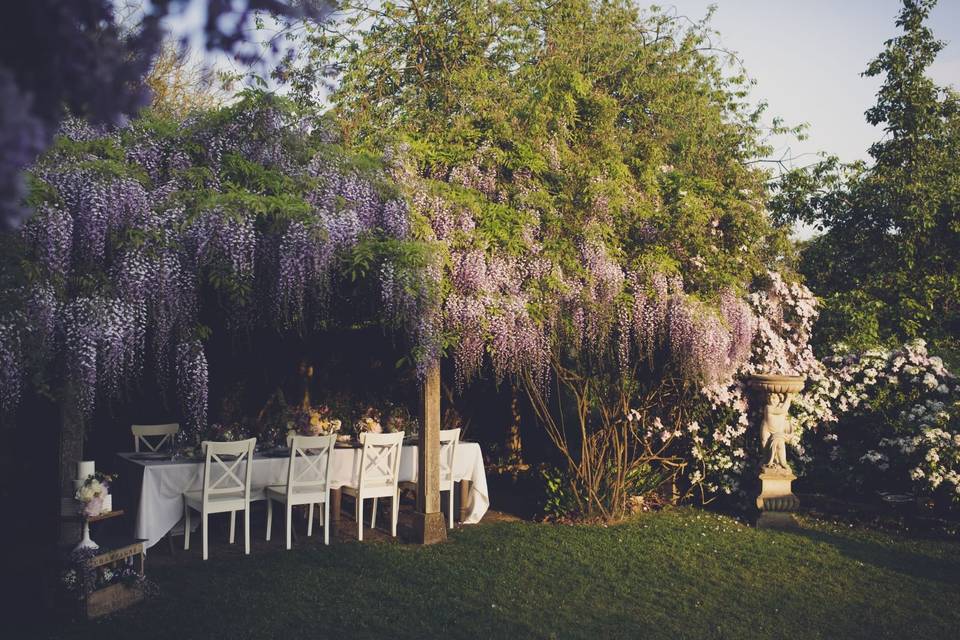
208;422;248;442
355;406;383;437
286;405;343;441
386;406;419;438
174;422;252;459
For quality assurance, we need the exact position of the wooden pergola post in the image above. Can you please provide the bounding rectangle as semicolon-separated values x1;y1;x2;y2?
413;361;447;544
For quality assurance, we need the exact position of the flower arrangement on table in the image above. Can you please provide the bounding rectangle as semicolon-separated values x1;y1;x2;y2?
75;472;116;518
286;404;343;440
355;406;383;437
208;422;248;442
173;422;254;458
386;405;419;438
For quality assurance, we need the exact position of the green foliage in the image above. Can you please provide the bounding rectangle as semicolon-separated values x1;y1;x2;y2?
770;0;960;360
269;0;803;519
279;0;790;298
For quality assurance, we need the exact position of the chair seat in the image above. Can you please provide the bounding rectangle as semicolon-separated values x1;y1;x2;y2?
265;484;328;504
184;490;249;513
341;482;397;499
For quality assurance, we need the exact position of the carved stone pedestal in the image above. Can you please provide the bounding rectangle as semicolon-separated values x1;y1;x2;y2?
757;468;800;528
749;374;805;529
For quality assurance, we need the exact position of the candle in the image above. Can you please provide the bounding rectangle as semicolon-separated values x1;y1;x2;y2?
77;460;95;480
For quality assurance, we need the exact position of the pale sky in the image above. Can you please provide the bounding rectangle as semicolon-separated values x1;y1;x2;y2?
669;0;960;166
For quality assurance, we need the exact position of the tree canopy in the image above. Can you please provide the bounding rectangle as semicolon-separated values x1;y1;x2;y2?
771;0;960;358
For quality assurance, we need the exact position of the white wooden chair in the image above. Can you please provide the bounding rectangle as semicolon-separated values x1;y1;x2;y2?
341;431;404;541
265;434;336;549
400;428;461;529
132;423;179;452
183;438;256;560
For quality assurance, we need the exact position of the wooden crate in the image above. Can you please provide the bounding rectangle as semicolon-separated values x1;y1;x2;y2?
78;538;146;619
84;582;144;619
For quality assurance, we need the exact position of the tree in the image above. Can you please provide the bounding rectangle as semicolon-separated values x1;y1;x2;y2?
145;42;224;119
771;0;960;358
274;0;796;516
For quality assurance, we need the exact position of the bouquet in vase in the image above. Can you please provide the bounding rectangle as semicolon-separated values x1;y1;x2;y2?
287;405;342;441
355;406;383;437
386;406;419;438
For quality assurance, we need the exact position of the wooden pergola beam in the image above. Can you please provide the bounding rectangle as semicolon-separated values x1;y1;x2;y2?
413;361;447;544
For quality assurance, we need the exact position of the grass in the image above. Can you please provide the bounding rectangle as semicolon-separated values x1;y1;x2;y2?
40;508;960;640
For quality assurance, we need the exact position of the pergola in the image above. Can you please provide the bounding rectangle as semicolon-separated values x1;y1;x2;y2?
59;362;450;544
57;361;450;545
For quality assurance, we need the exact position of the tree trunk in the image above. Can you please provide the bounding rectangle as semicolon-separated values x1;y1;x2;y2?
58;387;84;544
506;387;523;464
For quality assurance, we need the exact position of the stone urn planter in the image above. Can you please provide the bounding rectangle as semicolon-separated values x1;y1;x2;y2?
748;374;806;528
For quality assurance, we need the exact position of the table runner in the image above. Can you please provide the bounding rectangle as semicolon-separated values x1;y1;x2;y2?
118;443;489;548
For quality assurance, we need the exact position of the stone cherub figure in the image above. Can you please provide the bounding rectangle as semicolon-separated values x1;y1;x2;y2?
761;391;793;472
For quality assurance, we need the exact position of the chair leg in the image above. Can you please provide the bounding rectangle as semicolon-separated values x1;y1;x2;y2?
286;504;292;550
244;508;250;555
266;499;273;541
371;497;378;531
308;503;314;537
202;512;209;561
392;492;399;537
357;497;363;542
229;510;236;544
448;490;454;529
184;503;191;550
324;500;330;546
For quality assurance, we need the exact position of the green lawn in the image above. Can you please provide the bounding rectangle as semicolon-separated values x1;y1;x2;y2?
43;508;960;640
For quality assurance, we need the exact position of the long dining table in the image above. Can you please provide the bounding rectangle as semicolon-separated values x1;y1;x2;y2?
117;442;489;549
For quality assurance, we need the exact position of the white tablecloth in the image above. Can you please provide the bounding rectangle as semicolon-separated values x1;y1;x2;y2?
118;443;489;548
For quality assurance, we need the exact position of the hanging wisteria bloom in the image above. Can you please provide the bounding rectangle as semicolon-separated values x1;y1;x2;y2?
0;319;22;413
1;94;426;428
176;340;208;434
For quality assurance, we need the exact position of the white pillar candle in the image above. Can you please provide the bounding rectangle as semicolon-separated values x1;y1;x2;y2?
101;493;113;514
77;461;95;480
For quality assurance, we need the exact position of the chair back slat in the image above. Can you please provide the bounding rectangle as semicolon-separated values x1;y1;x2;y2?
439;428;460;484
358;432;404;490
201;438;256;500
286;434;336;492
132;423;179;452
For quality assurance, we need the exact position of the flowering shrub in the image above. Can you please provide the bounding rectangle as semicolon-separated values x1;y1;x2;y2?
634;272;834;503
802;340;960;505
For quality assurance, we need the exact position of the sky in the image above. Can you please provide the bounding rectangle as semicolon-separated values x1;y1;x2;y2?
669;0;960;166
